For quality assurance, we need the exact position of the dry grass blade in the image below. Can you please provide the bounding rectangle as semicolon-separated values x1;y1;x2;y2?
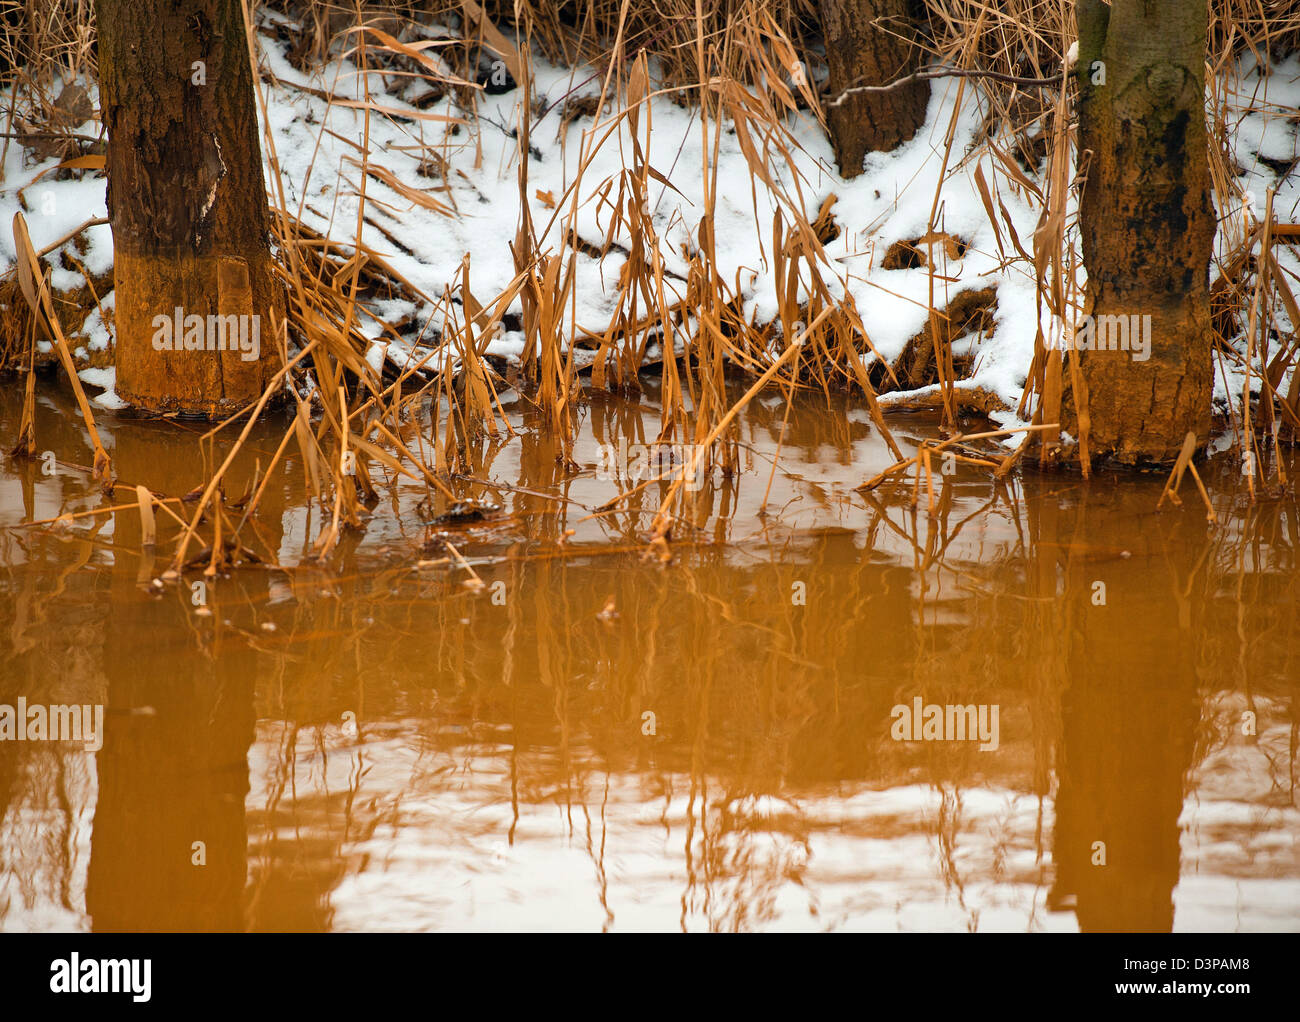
136;484;157;547
10;211;112;489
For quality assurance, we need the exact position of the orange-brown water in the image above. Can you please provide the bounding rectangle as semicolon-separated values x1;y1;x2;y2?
0;380;1297;931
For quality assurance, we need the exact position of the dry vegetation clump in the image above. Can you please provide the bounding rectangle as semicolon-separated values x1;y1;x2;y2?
2;0;1299;567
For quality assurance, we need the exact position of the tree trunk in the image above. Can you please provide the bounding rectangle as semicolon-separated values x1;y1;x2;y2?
1076;0;1214;466
95;0;283;418
819;0;928;177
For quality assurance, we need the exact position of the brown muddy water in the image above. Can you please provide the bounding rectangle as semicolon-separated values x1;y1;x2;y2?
0;378;1297;932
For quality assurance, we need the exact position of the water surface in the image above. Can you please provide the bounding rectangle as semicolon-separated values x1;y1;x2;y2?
1;380;1297;931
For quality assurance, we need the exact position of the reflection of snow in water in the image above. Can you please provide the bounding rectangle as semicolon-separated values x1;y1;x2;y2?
0;750;97;932
237;722;1300;932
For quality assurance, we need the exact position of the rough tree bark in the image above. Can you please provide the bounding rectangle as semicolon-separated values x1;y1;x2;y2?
95;0;283;417
819;0;928;177
1076;0;1214;465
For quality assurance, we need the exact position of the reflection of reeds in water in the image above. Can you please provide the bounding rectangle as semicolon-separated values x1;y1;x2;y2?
0;518;106;928
3;385;1300;928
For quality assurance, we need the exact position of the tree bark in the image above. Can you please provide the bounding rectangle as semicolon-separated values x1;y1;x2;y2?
819;0;928;177
1076;0;1214;466
95;0;284;418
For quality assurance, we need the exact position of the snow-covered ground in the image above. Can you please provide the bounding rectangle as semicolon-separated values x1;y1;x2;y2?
2;15;1298;429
